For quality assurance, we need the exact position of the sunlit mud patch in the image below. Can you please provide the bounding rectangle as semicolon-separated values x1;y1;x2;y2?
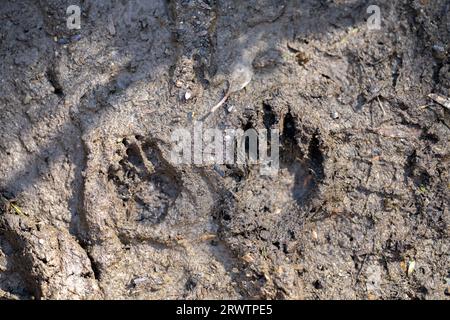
108;136;181;225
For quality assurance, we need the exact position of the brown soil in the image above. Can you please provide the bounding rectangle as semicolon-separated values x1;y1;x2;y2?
0;0;449;300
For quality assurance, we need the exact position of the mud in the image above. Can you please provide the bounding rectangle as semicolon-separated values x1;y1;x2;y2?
0;0;449;299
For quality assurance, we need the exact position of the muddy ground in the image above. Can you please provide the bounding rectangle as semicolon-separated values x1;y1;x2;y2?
0;0;449;300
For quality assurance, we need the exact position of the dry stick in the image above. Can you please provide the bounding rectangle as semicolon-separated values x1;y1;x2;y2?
377;96;386;116
201;83;231;121
428;93;450;110
201;63;253;121
210;87;232;115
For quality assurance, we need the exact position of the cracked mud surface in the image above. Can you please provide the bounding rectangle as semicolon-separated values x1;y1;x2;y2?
0;0;449;299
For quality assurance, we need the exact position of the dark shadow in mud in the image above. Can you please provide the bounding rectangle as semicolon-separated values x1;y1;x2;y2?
0;236;32;299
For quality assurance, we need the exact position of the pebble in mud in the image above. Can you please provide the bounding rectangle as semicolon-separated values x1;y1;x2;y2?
70;34;82;42
131;277;148;287
432;44;447;60
331;111;340;119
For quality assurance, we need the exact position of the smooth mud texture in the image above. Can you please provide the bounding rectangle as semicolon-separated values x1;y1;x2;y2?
0;0;449;299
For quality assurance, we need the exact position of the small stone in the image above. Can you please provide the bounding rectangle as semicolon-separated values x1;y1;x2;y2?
313;280;323;290
70;34;82;42
132;277;148;286
227;105;235;113
38;239;45;245
57;37;69;45
199;233;216;241
260;230;270;240
432;44;446;60
184;91;192;100
331;111;340;119
23;94;32;104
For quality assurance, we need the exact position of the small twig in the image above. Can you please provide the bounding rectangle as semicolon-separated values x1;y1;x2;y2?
201;62;253;121
428;93;450;110
377;96;386;116
209;90;231;115
201;85;231;121
10;203;26;215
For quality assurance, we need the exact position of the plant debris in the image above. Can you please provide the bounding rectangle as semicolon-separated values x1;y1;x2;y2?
428;93;450;110
202;62;253;120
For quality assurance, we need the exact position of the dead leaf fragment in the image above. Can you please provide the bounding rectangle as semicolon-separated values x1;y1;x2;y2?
400;261;407;273
199;233;216;241
241;253;254;264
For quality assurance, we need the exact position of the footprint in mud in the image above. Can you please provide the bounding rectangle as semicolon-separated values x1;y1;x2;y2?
215;103;325;270
277;111;320;207
108;136;181;225
227;105;321;211
214;104;325;296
